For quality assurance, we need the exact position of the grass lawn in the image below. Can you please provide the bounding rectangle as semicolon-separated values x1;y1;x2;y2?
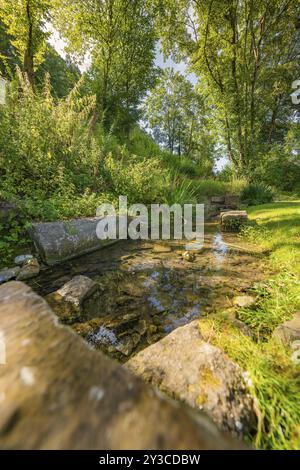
199;201;300;450
247;201;300;278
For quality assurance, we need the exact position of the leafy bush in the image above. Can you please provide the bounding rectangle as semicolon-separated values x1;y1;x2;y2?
102;152;166;205
161;152;213;179
0;72;168;218
0;71;101;201
127;126;162;159
252;129;300;194
241;183;274;206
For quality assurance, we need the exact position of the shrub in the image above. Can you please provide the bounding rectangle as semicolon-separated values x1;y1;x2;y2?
103;152;166;204
127;126;162;159
0;71;101;201
241;183;275;206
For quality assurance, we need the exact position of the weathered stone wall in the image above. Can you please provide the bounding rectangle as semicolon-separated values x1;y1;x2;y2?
0;282;245;450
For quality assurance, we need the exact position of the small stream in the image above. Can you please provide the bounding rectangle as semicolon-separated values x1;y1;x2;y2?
28;223;265;362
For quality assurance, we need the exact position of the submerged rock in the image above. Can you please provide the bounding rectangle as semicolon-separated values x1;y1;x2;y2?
273;312;300;344
0;267;20;284
152;244;172;254
14;254;34;266
127;320;256;438
17;258;40;281
46;275;102;323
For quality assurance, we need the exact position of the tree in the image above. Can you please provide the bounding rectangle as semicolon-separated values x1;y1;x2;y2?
0;0;50;85
36;47;81;98
144;68;214;161
156;0;300;176
53;0;158;133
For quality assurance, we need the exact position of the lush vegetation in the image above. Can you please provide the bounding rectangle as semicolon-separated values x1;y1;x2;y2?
0;0;299;450
200;201;300;449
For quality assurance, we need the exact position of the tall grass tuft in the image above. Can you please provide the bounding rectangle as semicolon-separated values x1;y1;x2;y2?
241;182;275;206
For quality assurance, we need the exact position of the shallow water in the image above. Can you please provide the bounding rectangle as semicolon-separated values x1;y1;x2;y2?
29;223;266;361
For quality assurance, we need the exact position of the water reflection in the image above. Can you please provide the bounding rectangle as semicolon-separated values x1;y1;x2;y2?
212;232;228;265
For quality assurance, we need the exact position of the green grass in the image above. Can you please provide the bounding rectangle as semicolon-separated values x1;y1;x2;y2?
199;318;300;450
239;201;300;337
200;201;300;450
245;201;300;276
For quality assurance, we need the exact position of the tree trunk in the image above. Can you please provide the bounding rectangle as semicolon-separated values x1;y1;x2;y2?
24;0;34;86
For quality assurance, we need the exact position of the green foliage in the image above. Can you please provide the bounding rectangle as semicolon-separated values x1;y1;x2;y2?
0;215;31;268
237;274;299;339
239;201;300;338
127;126;162;159
144;68;215;165
0;0;51;82
0;71;100;200
187;178;245;200
0;72;171;216
36;46;81;98
0;20;20;78
102;152;166;205
54;0;158;133
218;163;238;182
156;0;300;174
241;183;275;206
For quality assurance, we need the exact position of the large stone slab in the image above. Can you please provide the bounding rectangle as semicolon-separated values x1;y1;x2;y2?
127;321;255;438
220;211;248;232
0;282;245;450
29;217;119;265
